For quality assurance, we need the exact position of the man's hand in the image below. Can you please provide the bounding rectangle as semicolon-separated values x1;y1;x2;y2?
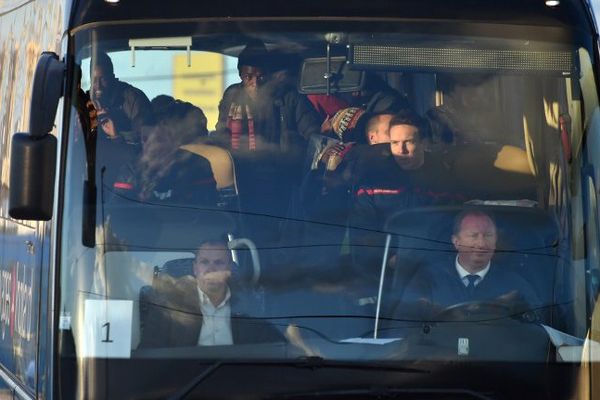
97;111;117;138
495;290;537;320
86;99;98;131
496;290;521;304
320;115;332;133
318;142;349;171
201;270;231;285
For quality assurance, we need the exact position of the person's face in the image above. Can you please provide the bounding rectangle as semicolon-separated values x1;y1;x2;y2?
193;243;232;292
452;214;497;271
389;124;424;170
239;66;265;100
368;114;393;144
91;66;115;104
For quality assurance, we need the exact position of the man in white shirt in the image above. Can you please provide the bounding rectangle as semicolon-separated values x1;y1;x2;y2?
140;239;282;348
194;241;234;346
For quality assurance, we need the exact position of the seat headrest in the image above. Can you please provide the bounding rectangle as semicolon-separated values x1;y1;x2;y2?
181;143;236;190
159;257;194;278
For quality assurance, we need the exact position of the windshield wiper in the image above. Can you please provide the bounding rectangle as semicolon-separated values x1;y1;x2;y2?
168;357;429;400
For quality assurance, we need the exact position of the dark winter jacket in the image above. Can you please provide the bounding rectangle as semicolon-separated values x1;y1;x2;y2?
214;83;321;154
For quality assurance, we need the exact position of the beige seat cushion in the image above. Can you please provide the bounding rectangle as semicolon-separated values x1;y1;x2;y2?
180;143;237;190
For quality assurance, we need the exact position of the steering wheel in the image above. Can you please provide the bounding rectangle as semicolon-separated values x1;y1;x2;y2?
434;300;516;321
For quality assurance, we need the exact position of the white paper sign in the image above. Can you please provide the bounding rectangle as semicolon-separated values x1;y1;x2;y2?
458;337;469;356
81;300;133;358
59;312;71;330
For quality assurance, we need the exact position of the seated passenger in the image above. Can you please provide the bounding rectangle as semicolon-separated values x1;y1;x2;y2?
140;239;283;347
112;97;217;207
305;107;368;174
273;111;396;283
316;110;394;173
350;109;465;276
89;52;154;184
365;113;395;145
395;210;542;320
90;52;154;143
214;39;321;155
213;40;322;225
302;110;394;217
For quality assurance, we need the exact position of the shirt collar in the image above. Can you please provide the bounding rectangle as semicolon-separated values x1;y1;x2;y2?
197;286;231;309
455;255;490;281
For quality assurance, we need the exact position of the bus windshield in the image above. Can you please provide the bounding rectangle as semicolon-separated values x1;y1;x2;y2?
59;18;599;398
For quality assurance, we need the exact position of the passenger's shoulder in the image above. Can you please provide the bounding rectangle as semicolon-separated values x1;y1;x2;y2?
403;261;448;296
348;143;391;161
222;83;244;96
218;83;245;105
278;85;304;100
354;152;404;187
489;264;532;286
116;80;149;100
422;151;453;172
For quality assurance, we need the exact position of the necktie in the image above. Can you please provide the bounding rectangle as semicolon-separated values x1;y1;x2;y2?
466;274;479;297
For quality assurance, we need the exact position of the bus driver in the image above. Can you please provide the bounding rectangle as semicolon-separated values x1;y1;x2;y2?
396;210;542;319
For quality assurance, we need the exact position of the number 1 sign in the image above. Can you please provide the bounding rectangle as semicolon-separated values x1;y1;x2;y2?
81;299;133;358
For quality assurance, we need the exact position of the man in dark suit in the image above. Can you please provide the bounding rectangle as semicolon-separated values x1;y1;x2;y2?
396;210;541;320
140;240;282;348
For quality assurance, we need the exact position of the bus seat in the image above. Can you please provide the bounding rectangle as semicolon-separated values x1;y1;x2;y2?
181;143;240;211
96;210;237;351
139;252;264;343
159;257;194;278
445;143;538;200
154;255;252;286
494;145;534;175
181;143;238;191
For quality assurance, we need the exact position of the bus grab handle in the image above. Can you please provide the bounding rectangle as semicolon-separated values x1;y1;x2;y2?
228;238;261;285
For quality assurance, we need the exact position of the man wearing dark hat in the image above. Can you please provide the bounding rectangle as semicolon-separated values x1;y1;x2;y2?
214;40;322;232
215;40;320;155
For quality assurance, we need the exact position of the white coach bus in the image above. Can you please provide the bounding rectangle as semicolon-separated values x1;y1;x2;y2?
1;0;600;398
